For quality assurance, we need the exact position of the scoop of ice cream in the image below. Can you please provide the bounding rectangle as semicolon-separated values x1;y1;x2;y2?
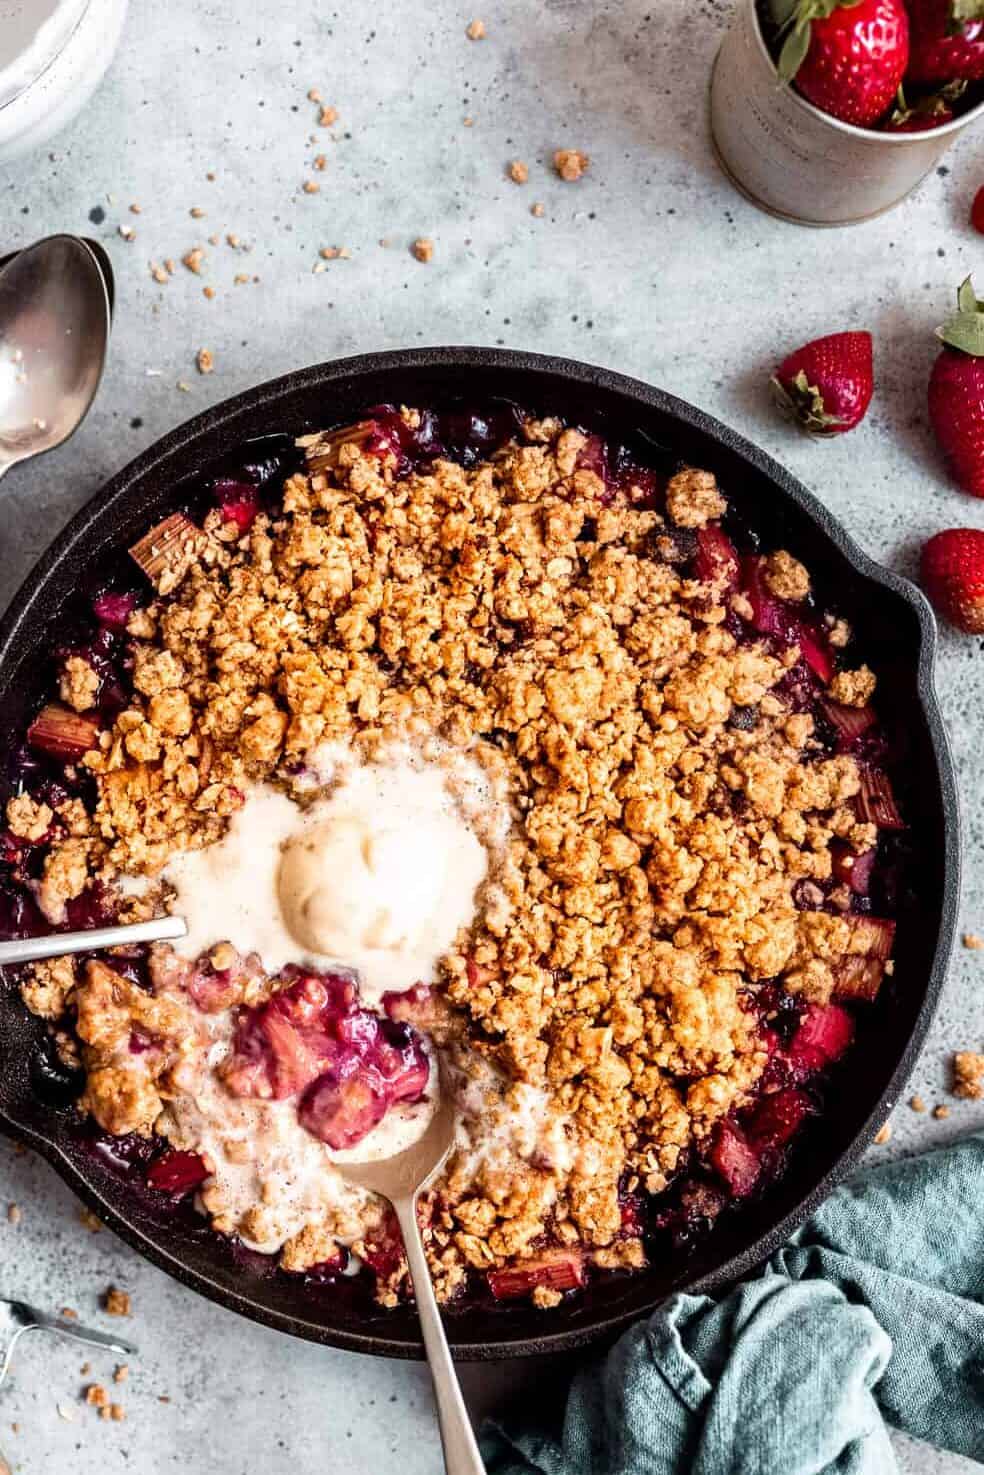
279;814;456;956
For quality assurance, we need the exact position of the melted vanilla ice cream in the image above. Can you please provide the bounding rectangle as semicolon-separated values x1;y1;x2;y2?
163;740;506;1004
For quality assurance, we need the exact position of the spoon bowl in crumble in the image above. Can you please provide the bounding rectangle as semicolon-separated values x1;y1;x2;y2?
0;350;958;1360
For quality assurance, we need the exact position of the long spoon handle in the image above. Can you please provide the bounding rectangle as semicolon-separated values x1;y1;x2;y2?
394;1196;486;1475
0;915;187;967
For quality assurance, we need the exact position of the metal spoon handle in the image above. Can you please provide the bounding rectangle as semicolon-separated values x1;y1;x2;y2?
0;915;187;967
394;1197;486;1475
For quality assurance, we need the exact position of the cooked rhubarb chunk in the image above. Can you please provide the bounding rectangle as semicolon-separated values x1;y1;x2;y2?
487;1247;586;1301
788;1003;855;1075
92;590;138;630
856;765;904;830
710;1121;761;1197
742;557;833;681
695;526;740;590
27;704;100;761
146;1150;209;1196
298;1069;389;1150
821;699;876;747
831;844;876;895
746;1088;813;1152
129;512;208;594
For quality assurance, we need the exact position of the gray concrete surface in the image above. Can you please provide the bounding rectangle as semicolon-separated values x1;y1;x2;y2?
1;1;983;1470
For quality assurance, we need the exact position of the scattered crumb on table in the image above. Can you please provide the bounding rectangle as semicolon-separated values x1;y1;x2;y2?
953;1051;984;1099
873;1122;892;1145
103;1287;131;1317
909;1094;926;1113
963;932;984;950
553;148;589;181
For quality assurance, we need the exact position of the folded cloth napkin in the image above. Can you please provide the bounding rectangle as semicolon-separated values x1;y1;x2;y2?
482;1133;984;1475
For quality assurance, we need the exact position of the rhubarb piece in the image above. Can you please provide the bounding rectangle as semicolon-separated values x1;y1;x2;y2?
821;699;876;746
788;1003;855;1075
128;512;208;594
92;591;138;630
746;1088;813;1152
831;915;896;1001
695;525;740;591
710;1121;761;1198
831;844;876;895
27;704;101;762
846;914;896;959
146;1150;209;1196
221;972;352;1100
856;764;904;830
212;478;260;533
303;420;391;474
487;1247;586;1301
742;557;833;680
299;1068;389;1150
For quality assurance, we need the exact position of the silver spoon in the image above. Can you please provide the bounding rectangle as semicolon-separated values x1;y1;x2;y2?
0;916;187;968
339;1093;485;1475
0;234;111;482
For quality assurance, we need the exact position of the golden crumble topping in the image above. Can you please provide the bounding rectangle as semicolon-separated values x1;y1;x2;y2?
13;413;892;1306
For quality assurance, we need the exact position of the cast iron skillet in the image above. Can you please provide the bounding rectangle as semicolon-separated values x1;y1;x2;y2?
0;348;960;1361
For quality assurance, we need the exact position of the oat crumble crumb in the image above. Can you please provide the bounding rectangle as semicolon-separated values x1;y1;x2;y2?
113;1365;129;1384
466;18;486;39
6;1204;21;1226
953;1052;984;1099
196;349;214;376
553;148;589;181
103;1287;131;1317
873;1122;892;1145
508;160;529;184
963;933;984;950
933;1104;950;1120
190;207;205;219
319;105;338;126
303;180;321;195
182;248;205;275
909;1094;926;1113
412;238;434;263
85;1384;109;1409
531;201;545;217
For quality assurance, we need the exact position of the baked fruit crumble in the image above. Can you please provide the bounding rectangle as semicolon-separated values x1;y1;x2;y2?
0;404;905;1311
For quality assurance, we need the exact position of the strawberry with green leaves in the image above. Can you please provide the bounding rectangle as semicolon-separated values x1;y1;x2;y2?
921;528;984;632
907;0;984;85
771;0;910;127
883;79;966;129
771;331;874;435
929;278;984;497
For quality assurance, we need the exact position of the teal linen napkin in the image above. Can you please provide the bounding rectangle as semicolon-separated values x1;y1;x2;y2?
483;1134;984;1475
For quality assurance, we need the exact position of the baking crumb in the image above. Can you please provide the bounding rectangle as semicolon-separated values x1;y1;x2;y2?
553;148;590;181
953;1051;984;1099
7;1203;21;1225
57;1403;77;1422
463;115;475;127
182;247;205;275
164;257;176;274
933;1104;950;1119
313;154;327;171
203;286;216;300
113;1365;129;1384
206;170;216;181
234;273;251;285
531;202;545;217
190;207;205;219
85;1384;109;1409
208;233;221;246
319;105;338;127
873;1122;892;1144
302;180;321;195
196;349;214;376
60;1307;78;1320
379;237;392;248
118;224;135;242
158;1395;171;1405
909;1094;926;1113
963;933;984;950
508;160;529;184
149;263;169;285
129;204;141;215
110;1404;126;1423
103;1287;131;1317
80;1364;91;1376
466;17;486;38
319;246;351;260
411;238;434;263
307;87;322;103
79;1207;103;1232
176;381;191;392
226;233;241;249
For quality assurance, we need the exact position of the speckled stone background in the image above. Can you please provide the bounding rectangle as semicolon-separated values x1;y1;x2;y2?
1;1;983;1471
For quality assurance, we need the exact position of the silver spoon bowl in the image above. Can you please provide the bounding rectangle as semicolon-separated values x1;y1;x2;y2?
0;234;112;482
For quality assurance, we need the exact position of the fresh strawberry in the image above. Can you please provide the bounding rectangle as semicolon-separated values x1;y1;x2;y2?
921;527;984;632
972;186;984;235
772;0;910;127
882;80;965;129
906;0;984;84
928;278;984;496
771;331;874;436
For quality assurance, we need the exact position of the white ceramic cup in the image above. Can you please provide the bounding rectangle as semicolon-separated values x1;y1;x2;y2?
0;0;129;163
710;0;984;226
